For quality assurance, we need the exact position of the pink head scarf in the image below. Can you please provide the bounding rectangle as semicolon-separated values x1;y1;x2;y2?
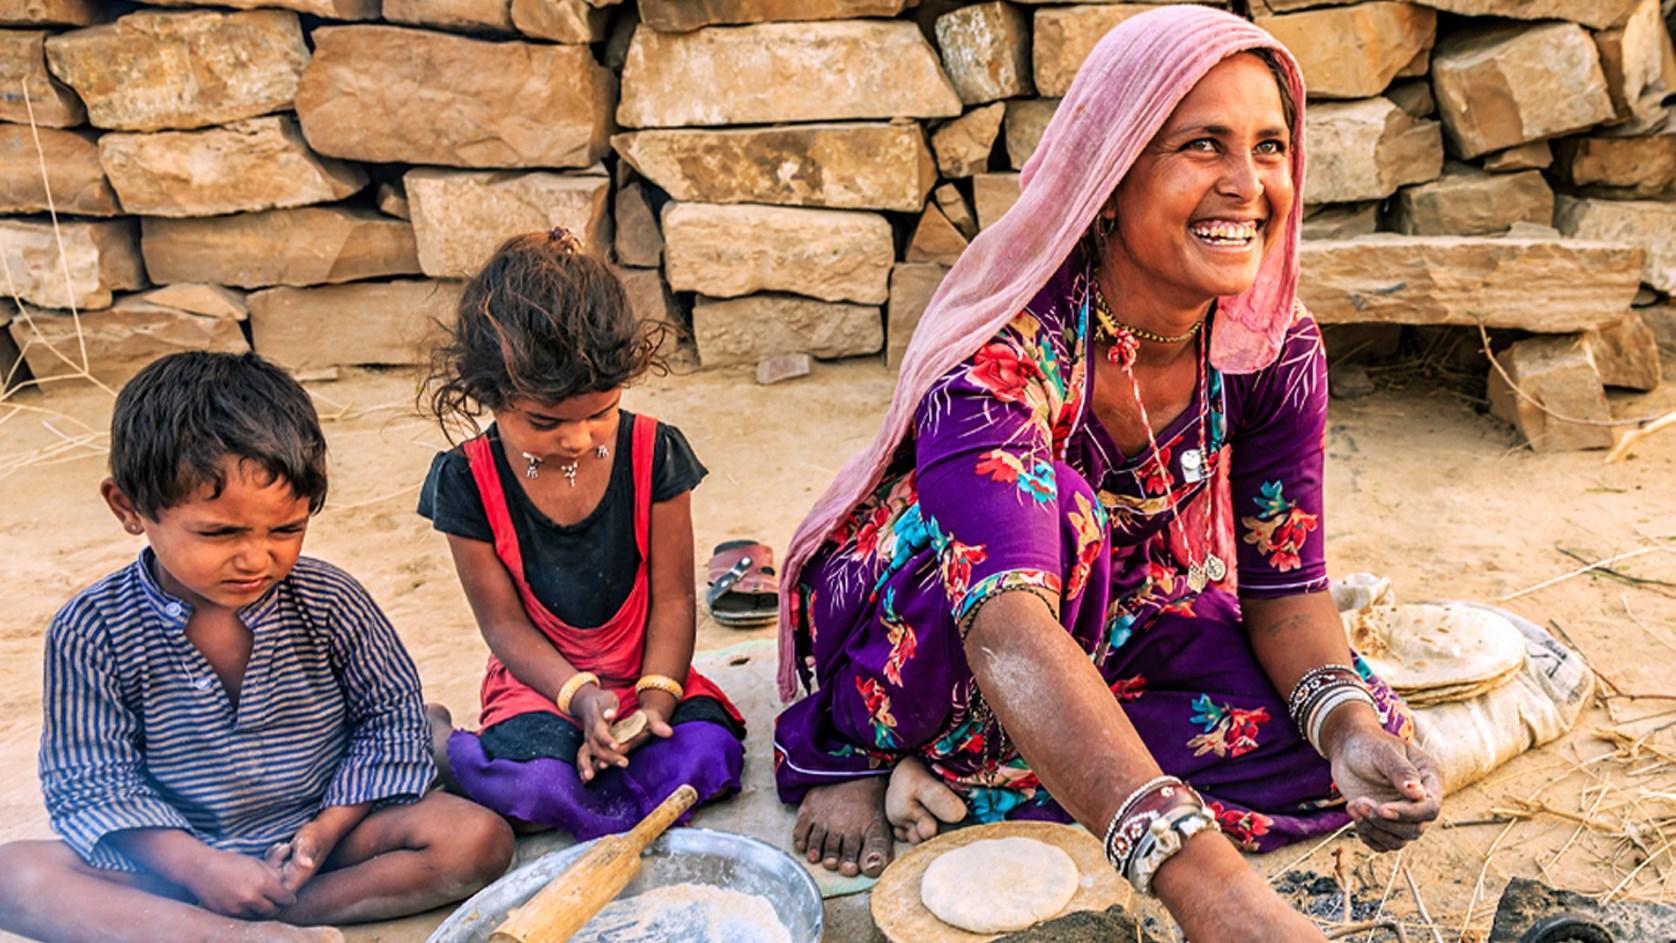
776;5;1308;699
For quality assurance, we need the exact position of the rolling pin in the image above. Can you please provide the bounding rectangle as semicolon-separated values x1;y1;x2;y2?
489;783;699;943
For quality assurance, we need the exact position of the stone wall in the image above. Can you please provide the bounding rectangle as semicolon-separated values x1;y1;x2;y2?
2;0;1673;413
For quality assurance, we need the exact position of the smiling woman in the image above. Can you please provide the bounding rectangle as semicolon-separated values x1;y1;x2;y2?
770;8;1444;942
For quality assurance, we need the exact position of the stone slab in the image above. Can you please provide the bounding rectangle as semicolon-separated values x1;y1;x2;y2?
1004;97;1057;169
1389;169;1554;236
1305;98;1442;204
119;283;247;320
1431;22;1615;159
405;168;611;280
932;103;1004;179
755;351;811;384
98;116;366;218
137;0;378;18
1254;2;1435;100
936;182;978;239
1301;202;1378;240
1298;235;1645;333
906;201;968;266
1486;334;1615;451
12;302;247;384
44;9;308;132
0;217;143;310
1554;196;1676;294
638;0;908;32
935;2;1033;105
1587;313;1662;390
376;181;409;220
297;25;616;169
616;266;677;327
0;124;118;216
141;207;421;289
248;279;464;372
888;261;949;368
692;292;881;366
510;0;608;43
1594;0;1669;125
972;171;1021;230
614;180;661;268
1556;134;1676;197
0;29;83;126
663;203;893;304
1410;0;1637;29
1385;79;1433;118
1483;140;1553;172
618;20;960;128
382;0;513;33
612;122;935;212
1033;5;1151;98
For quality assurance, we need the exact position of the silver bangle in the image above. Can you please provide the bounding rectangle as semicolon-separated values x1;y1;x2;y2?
1103;775;1184;870
1305;686;1377;756
1127;803;1220;896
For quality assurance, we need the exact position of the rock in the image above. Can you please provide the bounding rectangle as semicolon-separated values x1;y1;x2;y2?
0;0;105;26
756;352;811;384
1431;22;1615;159
932;103;1004;178
0;125;118;216
616;266;676;325
0;29;83;126
1554;196;1676;294
118;283;247;320
888;261;949;367
935;2;1033;106
1004;97;1057;169
1394;43;1430;79
906;201;969;265
1482;141;1553;172
382;0;513;33
1640;301;1676;351
1328;362;1375;398
972;171;1021;229
141;207;421;289
404;168;612;280
1248;0;1358;12
1033;5;1151;98
1594;0;1669;125
1301;203;1377;240
1409;0;1638;30
44;10;308;132
691;292;881;366
0;309;20;390
1556;135;1676;196
936;182;978;238
1485;334;1615;452
97;116;366;218
619;20;960;128
137;0;377;19
297;25;615;169
1389;168;1554;236
248;279;464;372
510;0;608;43
1586;313;1662;390
376;181;409;220
14;302;246;384
637;0;909;32
0;218;142;310
615;180;662;267
612;123;935;212
1305;98;1443;204
663;203;893;304
1299;235;1644;333
1253;3;1435;100
1384;79;1433;118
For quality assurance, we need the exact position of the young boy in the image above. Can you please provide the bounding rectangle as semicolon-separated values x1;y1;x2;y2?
0;352;514;943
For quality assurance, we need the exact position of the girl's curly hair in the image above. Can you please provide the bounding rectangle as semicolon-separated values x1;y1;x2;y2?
423;228;669;441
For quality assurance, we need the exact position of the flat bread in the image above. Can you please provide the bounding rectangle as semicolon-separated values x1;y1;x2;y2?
920;837;1079;934
1343;603;1525;698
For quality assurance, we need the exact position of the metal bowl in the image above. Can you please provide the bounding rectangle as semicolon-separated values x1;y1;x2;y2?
426;828;824;943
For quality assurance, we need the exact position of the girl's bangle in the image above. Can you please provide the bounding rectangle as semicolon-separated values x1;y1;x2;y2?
556;671;600;715
634;674;685;702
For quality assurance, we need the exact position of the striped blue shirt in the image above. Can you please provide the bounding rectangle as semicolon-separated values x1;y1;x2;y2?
39;549;436;871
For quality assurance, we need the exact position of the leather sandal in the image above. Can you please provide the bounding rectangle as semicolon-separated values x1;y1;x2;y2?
705;539;779;628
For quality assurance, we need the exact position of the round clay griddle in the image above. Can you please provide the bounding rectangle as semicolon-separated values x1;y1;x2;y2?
871;821;1131;943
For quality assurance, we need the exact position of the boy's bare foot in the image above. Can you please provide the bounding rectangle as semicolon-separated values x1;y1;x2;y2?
792;777;893;878
884;757;967;845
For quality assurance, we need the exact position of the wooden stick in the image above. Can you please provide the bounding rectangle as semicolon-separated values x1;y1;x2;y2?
490;784;698;943
1607;410;1676;464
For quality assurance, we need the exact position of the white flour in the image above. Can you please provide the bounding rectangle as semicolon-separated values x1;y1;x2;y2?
569;882;794;943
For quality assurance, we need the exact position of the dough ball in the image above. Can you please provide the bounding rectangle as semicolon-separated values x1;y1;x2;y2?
919;837;1079;933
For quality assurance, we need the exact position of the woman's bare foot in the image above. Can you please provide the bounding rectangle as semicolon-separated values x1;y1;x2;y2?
792;777;893;877
884;757;967;845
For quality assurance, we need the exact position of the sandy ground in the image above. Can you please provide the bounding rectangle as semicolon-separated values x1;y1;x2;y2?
2;349;1674;941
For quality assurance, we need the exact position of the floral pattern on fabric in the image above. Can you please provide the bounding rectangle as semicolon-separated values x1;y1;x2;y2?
976;449;1057;504
1187;694;1270;759
856;676;899;749
1240;480;1319;572
1066;491;1107;601
1110;674;1147;701
955;569;1064;627
1209;801;1274;852
880;588;918;687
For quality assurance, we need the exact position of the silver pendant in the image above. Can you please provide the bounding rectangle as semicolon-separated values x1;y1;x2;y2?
1180;448;1204;483
1203;553;1227;582
521;452;542;480
1187;563;1207;593
560;461;579;487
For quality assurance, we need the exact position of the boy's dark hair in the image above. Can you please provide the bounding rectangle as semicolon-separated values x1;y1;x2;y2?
110;351;329;518
423;228;667;439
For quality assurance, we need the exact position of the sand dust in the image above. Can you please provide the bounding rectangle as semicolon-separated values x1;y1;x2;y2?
569;882;791;943
2;350;1675;941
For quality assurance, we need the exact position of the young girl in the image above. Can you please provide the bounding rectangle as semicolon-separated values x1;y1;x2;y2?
418;228;744;840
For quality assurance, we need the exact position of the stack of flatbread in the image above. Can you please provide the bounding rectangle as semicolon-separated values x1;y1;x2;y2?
1341;602;1526;707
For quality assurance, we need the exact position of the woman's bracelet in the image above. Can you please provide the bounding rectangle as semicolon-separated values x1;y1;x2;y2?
1304;685;1377;756
556;671;600;715
1102;775;1219;896
1127;802;1220;896
1287;664;1361;721
634;673;685;702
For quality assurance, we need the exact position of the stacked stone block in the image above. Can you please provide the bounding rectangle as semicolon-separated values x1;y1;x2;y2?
0;0;1669;434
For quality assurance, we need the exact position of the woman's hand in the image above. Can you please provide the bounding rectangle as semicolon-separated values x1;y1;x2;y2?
572;686;630;782
1325;709;1443;852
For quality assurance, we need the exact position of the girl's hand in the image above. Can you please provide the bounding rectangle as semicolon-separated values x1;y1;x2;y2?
573;686;630;782
1328;715;1443;852
622;692;678;752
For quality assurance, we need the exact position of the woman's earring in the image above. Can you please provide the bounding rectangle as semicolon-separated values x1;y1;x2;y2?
595;445;610;459
125;523;143;535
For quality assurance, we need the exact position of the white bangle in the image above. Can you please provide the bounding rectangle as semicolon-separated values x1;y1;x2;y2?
1305;686;1376;756
1127;804;1220;896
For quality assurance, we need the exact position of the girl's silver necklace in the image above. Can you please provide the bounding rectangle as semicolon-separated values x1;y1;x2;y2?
520;445;609;486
